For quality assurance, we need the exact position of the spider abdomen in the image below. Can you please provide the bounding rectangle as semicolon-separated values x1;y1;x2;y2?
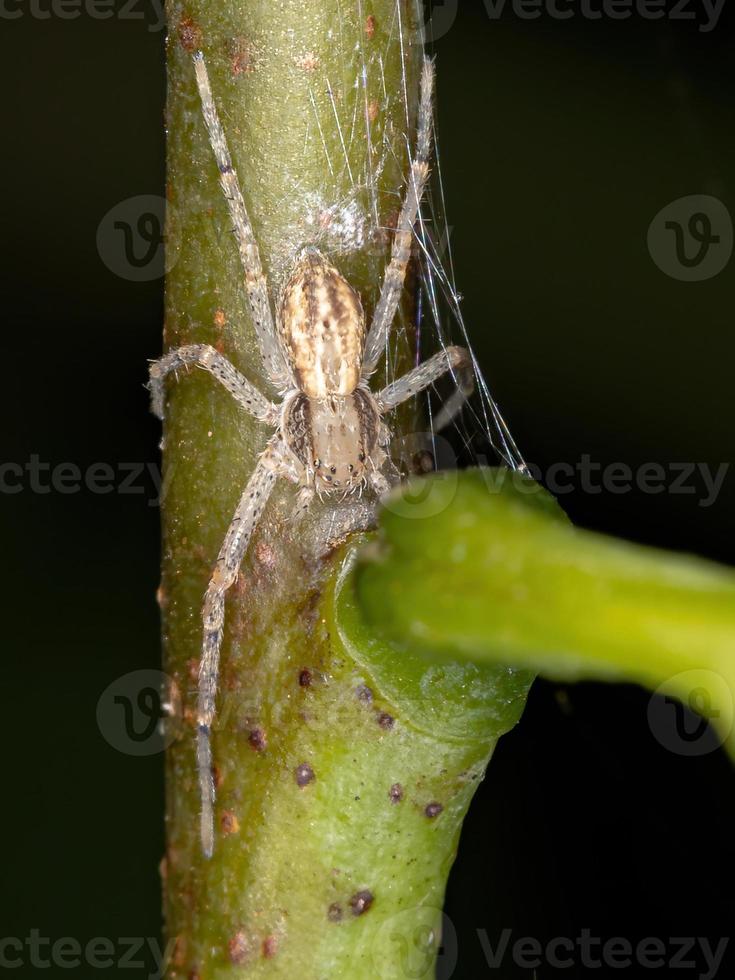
280;249;365;399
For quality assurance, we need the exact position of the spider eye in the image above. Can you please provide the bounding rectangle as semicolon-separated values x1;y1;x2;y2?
358;453;366;462
348;464;354;472
314;459;320;468
330;466;336;474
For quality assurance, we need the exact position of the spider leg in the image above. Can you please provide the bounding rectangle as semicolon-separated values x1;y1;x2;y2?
370;469;392;496
375;345;474;432
430;356;477;433
361;58;435;378
290;485;315;521
148;344;279;424
380;452;402;487
362;441;395;497
197;434;288;858
192;51;291;391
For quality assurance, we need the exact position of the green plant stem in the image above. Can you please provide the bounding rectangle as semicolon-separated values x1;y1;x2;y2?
160;5;532;977
351;468;735;757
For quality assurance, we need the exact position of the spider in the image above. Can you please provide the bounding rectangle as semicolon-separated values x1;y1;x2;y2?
149;50;474;857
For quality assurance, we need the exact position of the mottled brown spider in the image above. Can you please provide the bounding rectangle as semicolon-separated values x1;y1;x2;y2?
149;50;473;857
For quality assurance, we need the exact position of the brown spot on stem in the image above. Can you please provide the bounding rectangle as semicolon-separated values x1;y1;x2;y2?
365;13;377;38
211;763;222;790
262;935;278;959
328;903;343;922
172;935;186;968
255;540;276;567
158;855;167;881
389;783;403;804
221;810;240;835
367;98;380;123
213;308;226;329
228;931;250;965
425;802;444;819
155;584;167;609
349;890;374;916
377;711;394;730
299;668;313;688
295;762;315;787
248;728;267;752
229;36;255;76
177;15;202;53
186;658;199;683
295;51;320;72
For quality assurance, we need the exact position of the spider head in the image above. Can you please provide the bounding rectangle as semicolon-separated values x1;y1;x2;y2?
313;457;365;492
284;390;380;494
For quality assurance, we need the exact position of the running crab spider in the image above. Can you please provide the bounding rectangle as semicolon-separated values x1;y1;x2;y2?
149;50;474;857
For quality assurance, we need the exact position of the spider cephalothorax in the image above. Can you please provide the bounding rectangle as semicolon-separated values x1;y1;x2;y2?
283;387;383;493
149;50;473;857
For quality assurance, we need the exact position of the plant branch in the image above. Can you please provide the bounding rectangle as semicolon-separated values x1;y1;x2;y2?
159;4;532;978
351;468;735;757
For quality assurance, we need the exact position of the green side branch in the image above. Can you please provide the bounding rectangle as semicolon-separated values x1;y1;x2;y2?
160;3;529;978
350;468;735;757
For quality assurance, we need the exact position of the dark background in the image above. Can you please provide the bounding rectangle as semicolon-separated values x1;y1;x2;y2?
2;1;734;977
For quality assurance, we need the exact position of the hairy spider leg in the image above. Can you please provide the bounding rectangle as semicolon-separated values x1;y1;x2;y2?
375;345;474;428
193;51;290;391
197;434;296;857
362;58;435;376
149;344;278;423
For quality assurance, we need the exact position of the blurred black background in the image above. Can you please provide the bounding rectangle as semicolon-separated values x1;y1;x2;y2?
2;1;734;977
